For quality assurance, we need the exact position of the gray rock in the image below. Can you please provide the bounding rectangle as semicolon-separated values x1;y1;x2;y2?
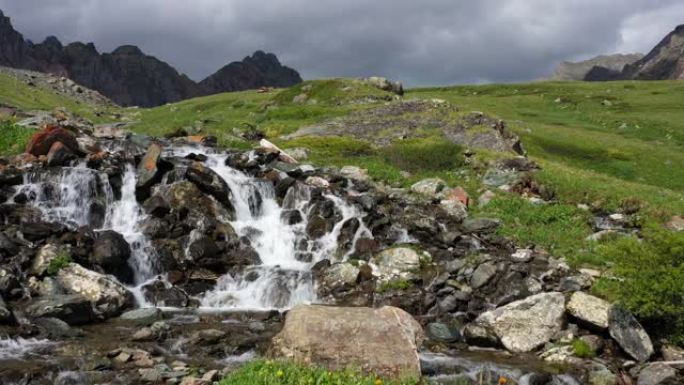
33;317;81;338
57;263;133;319
426;322;461;343
0;296;12;323
410;178;447;199
637;363;677;385
566;292;611;329
464;292;565;352
139;368;163;383
608;306;654;362
470;262;497;289
25;294;95;325
120;308;162;325
92;230;133;283
587;363;617;385
461;218;500;233
371;247;425;282
31;243;61;276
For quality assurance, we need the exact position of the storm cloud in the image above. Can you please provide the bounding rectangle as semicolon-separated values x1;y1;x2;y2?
1;0;682;86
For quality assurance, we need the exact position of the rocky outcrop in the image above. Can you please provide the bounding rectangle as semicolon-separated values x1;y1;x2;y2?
586;25;684;81
549;54;642;81
0;10;302;106
199;51;301;94
269;305;424;378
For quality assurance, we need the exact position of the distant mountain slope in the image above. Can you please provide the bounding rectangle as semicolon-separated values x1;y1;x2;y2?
0;10;302;107
621;25;684;80
585;25;684;81
549;54;643;81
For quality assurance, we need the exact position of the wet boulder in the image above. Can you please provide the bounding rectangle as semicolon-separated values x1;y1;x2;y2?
608;306;654;362
142;280;190;307
56;263;133;319
92;230;133;284
47;141;77;167
24;294;96;325
185;162;235;217
26;125;80;156
0;166;23;187
0;296;12;323
135;143;166;202
269;305;423;379
464;292;565;352
337;217;360;251
20;220;65;242
142;195;171;218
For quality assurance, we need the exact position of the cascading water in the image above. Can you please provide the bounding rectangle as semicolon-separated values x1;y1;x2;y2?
200;154;371;309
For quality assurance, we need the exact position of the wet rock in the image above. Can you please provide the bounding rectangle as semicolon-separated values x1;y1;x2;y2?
135;143;165;202
0;296;12;323
281;209;303;225
25;294;95;325
120;308;162;325
33;316;82;338
319;262;360;293
566;291;610;330
186;162;235;215
337;217;360;250
92;230;133;284
464;292;565;352
47;141;77;167
142;281;190;307
270;305;423;379
189;328;226;345
306;215;330;238
608;306;654;362
411;178;447;199
470;262;497;289
26;125;80;156
426;322;461;343
31;243;62;276
20;220;65;242
57;263;133;318
0;166;23;187
637;363;677;385
371;247;424;282
461;217;500;233
143;195;171;218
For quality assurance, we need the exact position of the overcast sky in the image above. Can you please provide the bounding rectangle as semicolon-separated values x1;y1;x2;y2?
1;0;682;86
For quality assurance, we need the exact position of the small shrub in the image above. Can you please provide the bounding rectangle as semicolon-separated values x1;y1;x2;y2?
0;120;33;154
219;360;418;385
377;279;414;293
571;339;596;358
593;225;684;345
47;250;72;276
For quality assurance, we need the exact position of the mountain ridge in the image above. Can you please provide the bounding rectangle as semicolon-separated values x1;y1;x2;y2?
0;9;302;107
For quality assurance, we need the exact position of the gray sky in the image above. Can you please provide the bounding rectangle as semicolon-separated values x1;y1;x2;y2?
1;0;682;86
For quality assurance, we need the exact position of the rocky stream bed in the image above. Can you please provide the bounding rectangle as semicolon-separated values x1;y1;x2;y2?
0;115;680;385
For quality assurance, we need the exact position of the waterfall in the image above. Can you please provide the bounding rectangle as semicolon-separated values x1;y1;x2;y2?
103;165;157;283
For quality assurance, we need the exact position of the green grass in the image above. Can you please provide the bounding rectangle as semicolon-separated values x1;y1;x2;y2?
570;339;596;359
0;120;34;154
0;71;118;122
46;250;72;276
219;360;418;385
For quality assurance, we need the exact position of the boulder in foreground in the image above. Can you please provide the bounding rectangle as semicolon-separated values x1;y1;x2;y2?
269;304;423;379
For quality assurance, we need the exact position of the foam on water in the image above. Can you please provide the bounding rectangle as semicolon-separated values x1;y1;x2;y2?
0;337;54;360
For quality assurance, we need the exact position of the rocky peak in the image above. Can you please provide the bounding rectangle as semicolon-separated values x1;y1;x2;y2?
199;50;302;94
111;45;145;56
622;24;684;80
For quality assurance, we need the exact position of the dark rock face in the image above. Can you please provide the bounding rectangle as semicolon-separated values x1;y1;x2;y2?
92;230;134;284
199;50;302;94
0;10;302;107
586;24;684;81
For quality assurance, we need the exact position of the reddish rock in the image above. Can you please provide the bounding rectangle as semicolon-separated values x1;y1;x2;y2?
445;186;470;206
47;141;77;167
25;125;79;156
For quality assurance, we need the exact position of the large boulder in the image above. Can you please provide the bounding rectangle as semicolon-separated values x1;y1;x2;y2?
566;291;610;329
608;306;654;362
31;243;61;276
56;263;133;318
26;125;79;156
464;292;565;352
135;143;165;202
364;77;404;95
92;230;134;284
24;294;95;325
269;305;423;378
47;141;77;167
637;363;677;385
185;162;235;216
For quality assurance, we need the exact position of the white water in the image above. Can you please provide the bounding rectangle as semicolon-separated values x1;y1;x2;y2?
0;337;54;360
15;145;372;310
200;153;370;309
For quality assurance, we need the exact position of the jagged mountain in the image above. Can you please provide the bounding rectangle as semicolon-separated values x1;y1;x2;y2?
585;25;684;81
0;10;302;107
549;54;643;81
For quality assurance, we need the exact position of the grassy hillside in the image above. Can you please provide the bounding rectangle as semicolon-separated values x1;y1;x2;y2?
1;75;683;341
